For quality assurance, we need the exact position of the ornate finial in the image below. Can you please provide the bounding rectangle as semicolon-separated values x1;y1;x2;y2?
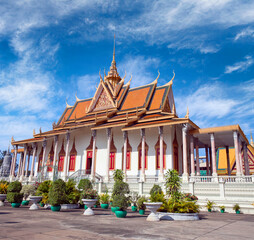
33;129;36;136
39;127;42;134
120;71;127;83
153;70;160;84
251;131;254;147
113;33;116;63
126;74;132;86
75;92;80;102
169;70;175;85
99;69;103;82
185;107;189;118
52;121;56;129
11;136;14;143
66;98;72;108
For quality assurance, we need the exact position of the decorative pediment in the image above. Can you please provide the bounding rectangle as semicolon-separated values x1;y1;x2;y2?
88;80;116;112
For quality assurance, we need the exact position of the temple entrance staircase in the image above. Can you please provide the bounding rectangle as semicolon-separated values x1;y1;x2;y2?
67;169;102;183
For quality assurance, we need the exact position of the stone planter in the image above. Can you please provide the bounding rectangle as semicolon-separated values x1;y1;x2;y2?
144;202;162;221
60;204;79;210
29;196;42;210
0;194;7;206
158;212;199;221
82;199;97;216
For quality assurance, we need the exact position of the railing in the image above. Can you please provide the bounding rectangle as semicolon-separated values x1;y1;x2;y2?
189;175;254;183
68;170;102;182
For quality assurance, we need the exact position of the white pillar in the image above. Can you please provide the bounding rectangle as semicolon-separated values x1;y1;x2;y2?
195;143;200;176
190;136;195;176
11;145;18;178
25;150;31;177
238;137;243;174
140;128;146;182
105;128;111;182
225;146;231;176
29;143;37;181
159;126;164;181
123;131;127;182
41;139;47;178
182;124;189;182
233;131;241;176
210;133;217;177
205;146;209;176
64;132;70;180
20;145;27;181
91;130;97;180
52;135;59;170
17;152;23;177
243;142;250;175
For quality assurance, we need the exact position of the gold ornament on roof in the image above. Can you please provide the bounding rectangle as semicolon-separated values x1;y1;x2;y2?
11;136;15;143
75;92;81;102
33;129;36;136
39;127;42;134
66;98;72;108
251;131;254;147
185;107;189;118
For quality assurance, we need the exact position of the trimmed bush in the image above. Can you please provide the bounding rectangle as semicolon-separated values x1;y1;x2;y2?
66;179;80;204
48;179;67;206
21;185;36;200
150;184;162;195
112;181;129;197
112;194;129;211
6;181;23;203
113;169;124;182
7;181;22;193
78;179;92;191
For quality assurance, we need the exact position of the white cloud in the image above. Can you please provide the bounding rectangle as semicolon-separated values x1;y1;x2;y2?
224;56;254;74
118;56;160;87
175;83;238;126
235;27;254;41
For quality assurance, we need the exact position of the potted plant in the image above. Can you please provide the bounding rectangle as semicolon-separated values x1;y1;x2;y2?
62;179;80;209
78;179;93;191
48;179;67;211
100;193;110;209
21;184;36;205
219;205;225;213
137;196;146;215
0;181;9;206
35;180;51;207
112;194;129;218
130;192;139;212
6;181;23;208
205;200;215;212
233;203;240;214
80;188;98;215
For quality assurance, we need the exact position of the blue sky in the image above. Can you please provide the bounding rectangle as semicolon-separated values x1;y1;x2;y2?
0;0;254;149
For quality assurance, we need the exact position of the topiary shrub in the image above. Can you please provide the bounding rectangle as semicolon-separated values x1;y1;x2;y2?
48;179;67;206
112;181;130;197
21;185;36;200
36;180;52;204
6;181;23;203
78;179;93;191
150;184;162;195
137;196;147;210
65;179;80;204
112;194;129;211
113;169;124;182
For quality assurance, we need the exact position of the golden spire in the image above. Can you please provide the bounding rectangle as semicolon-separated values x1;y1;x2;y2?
185;107;189;118
251;131;254;147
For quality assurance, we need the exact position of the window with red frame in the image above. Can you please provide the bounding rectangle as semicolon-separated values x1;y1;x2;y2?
156;148;165;169
47;154;54;172
86;151;92;173
69;155;76;171
58;155;64;171
126;151;131;170
109;152;115;170
138;149;147;169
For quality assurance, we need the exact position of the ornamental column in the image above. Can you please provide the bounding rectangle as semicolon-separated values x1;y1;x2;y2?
29;143;37;181
105;128;111;182
123;131;128;182
25;150;31;177
210;133;217;177
182;124;189;182
64;132;70;180
40;138;47;178
10;145;18;178
91;130;97;180
195;143;200;176
140;129;146;182
190;136;195;176
205;146;209;176
233;131;241;176
238;137;243;174
17;152;23;177
159;126;164;181
225;146;231;176
52;135;59;169
20;144;28;181
243;142;250;175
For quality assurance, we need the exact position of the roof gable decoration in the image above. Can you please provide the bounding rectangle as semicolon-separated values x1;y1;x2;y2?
87;78;117;113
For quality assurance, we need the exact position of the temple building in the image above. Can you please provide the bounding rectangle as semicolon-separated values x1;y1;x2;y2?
8;42;254;190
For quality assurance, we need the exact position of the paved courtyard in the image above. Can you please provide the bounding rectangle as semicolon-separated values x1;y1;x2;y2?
0;204;254;240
